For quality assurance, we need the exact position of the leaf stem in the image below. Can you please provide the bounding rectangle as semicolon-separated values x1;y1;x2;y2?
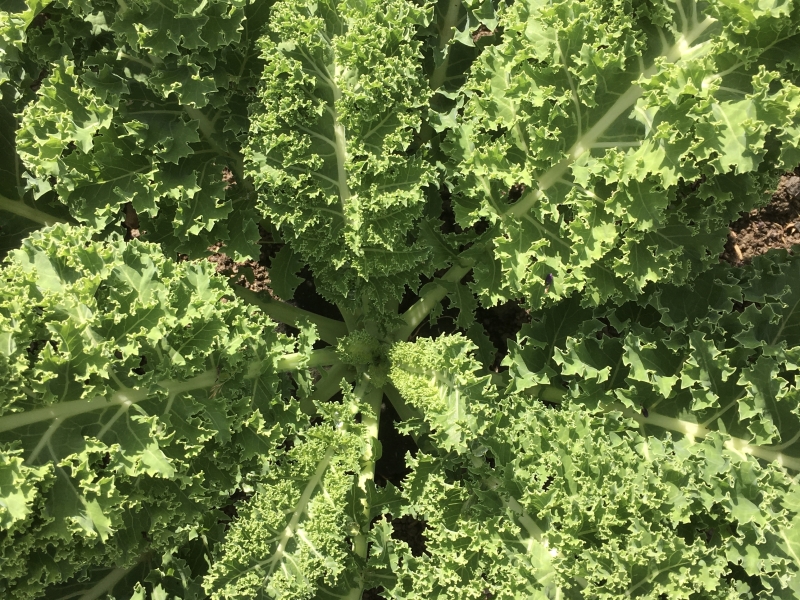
275;347;341;371
0;194;66;226
429;0;462;92
232;286;348;345
181;103;251;191
394;260;474;340
352;378;384;560
268;445;336;577
0;370;219;433
302;363;357;415
337;303;361;333
616;403;800;471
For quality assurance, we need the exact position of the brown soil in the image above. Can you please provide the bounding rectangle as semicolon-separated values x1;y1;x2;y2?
476;300;530;370
222;167;236;189
207;245;273;294
123;203;140;240
720;171;800;265
471;24;495;43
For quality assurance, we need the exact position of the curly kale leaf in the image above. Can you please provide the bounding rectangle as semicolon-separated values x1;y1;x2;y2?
245;0;437;311
9;0;269;260
390;405;797;599
0;225;303;599
389;334;496;453
203;392;402;599
448;0;800;309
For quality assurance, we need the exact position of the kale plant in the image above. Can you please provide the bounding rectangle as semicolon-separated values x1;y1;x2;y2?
1;0;800;598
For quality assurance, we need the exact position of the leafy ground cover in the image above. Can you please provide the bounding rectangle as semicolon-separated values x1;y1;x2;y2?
2;0;800;599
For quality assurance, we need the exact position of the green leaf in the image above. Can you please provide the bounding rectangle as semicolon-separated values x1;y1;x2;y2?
0;224;301;599
11;0;264;261
448;0;800;310
268;245;304;302
203;407;368;600
389;335;495;453
245;0;436;312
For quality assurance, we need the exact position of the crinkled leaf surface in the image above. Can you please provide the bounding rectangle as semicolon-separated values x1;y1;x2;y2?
389;334;495;453
0;225;304;599
448;0;800;309
1;1;800;599
8;0;267;261
245;0;436;311
204;403;373;600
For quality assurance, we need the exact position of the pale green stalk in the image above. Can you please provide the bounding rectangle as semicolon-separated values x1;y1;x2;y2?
395;260;474;340
275;347;340;371
0;370;219;433
336;303;362;333
349;377;385;598
233;286;348;345
0;194;66;226
429;0;462;92
617;404;800;471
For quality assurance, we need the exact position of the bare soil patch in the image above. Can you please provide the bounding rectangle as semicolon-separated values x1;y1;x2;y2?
721;171;800;265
